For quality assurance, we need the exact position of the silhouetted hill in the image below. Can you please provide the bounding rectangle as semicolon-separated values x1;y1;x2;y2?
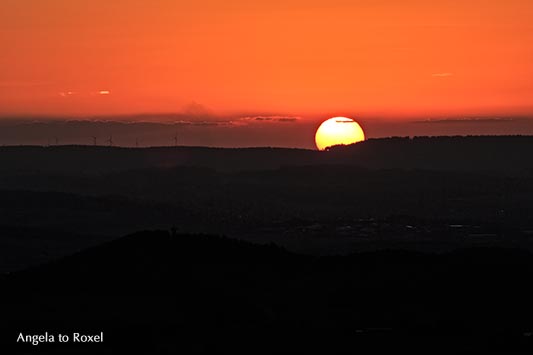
0;145;319;174
0;225;110;273
2;136;533;175
2;231;533;352
3;163;533;273
329;135;533;173
4;136;533;352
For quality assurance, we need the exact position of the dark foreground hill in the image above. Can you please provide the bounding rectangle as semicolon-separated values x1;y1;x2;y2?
2;231;533;353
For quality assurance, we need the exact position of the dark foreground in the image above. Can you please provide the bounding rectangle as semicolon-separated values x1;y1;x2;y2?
2;231;532;353
2;138;533;352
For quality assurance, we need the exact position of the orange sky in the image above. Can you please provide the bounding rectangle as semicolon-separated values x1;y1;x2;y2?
1;0;533;119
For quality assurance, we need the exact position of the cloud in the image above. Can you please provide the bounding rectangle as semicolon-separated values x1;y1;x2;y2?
186;120;232;127
431;73;453;77
277;117;299;122
335;120;358;123
59;91;77;97
414;117;514;124
0;111;302;131
240;115;300;123
181;101;212;117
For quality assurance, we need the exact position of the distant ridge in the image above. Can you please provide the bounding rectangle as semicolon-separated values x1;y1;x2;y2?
0;145;319;174
328;135;533;173
1;136;533;174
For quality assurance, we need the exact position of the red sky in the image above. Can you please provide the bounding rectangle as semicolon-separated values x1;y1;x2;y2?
1;1;533;146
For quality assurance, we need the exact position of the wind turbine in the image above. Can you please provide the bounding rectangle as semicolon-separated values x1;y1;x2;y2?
173;131;178;147
106;135;113;147
91;136;97;146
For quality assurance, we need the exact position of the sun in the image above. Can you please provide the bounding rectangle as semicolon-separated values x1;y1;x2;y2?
315;117;365;150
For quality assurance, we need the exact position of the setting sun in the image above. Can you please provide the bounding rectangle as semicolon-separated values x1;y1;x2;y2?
315;117;365;150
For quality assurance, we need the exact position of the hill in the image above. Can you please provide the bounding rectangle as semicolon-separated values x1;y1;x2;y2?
328;135;533;173
2;231;533;352
2;136;533;174
0;145;318;174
